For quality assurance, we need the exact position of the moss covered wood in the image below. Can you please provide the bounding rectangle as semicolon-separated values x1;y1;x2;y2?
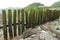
52;10;56;20
38;10;41;25
13;9;17;36
18;9;21;35
35;9;39;25
25;11;29;29
32;10;35;28
36;10;39;25
27;11;30;28
33;10;36;27
50;10;53;21
38;10;40;25
58;10;60;19
45;9;49;22
59;10;60;17
42;8;48;23
21;9;25;33
38;9;42;25
29;10;33;28
56;10;59;19
39;9;43;24
38;10;41;24
2;10;8;40
33;10;37;26
8;9;13;39
41;9;44;23
48;10;51;21
48;10;53;21
58;10;60;22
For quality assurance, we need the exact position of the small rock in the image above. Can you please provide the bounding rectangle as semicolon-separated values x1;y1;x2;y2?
30;34;36;38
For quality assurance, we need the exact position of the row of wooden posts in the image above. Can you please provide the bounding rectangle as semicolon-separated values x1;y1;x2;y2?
2;8;60;40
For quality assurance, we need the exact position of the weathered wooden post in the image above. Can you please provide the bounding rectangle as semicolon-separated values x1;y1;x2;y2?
38;9;43;25
29;10;33;28
38;9;40;25
34;9;39;25
48;10;51;21
56;10;59;19
27;11;30;28
18;9;21;35
48;10;52;21
34;10;36;26
57;10;60;23
36;10;39;25
52;10;56;20
41;8;44;23
13;9;17;36
8;9;13;39
58;10;60;23
49;10;52;21
33;10;37;26
42;8;48;23
45;9;49;22
21;9;25;33
25;11;29;29
2;10;7;40
32;10;35;28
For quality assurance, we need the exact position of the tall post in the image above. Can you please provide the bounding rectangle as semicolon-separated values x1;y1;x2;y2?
2;10;7;40
13;9;17;36
8;9;13;39
25;11;29;29
21;9;25;33
18;9;21;35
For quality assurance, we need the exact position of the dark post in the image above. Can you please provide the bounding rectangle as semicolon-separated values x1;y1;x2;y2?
8;9;13;39
2;10;8;40
21;9;25;33
18;9;21;35
13;9;17;36
25;11;29;29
